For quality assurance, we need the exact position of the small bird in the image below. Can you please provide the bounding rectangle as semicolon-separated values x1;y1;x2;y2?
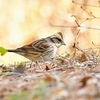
8;32;66;62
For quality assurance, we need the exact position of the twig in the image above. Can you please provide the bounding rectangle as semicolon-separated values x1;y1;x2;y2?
50;23;100;31
72;0;100;7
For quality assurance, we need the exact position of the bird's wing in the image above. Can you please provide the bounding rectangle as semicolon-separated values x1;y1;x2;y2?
8;38;50;54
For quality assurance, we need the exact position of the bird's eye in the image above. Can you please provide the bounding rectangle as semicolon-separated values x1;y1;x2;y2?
57;38;62;41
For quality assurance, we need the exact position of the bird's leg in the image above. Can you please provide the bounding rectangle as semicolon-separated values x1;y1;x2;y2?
29;61;33;68
40;56;49;70
40;56;50;70
40;56;45;63
36;61;42;69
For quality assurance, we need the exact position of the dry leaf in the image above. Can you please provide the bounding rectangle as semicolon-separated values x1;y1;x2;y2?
13;66;25;74
79;53;88;62
45;65;50;71
44;74;56;83
80;76;92;88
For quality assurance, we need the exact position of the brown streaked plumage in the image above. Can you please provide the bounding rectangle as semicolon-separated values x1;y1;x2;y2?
8;32;66;61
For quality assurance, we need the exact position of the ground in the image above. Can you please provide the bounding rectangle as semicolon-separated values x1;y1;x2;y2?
0;54;100;100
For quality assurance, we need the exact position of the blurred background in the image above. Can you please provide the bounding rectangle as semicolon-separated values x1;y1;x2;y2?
0;0;100;64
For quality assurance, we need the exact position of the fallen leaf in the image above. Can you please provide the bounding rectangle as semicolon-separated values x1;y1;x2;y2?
79;53;88;62
45;65;50;71
13;66;25;74
44;74;56;83
80;76;92;88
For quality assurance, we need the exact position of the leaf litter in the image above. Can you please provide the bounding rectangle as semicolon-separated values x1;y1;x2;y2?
0;54;100;100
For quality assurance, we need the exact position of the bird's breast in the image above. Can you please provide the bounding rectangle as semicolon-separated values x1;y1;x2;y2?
42;45;57;61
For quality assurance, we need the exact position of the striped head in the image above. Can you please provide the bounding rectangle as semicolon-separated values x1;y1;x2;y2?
48;32;66;47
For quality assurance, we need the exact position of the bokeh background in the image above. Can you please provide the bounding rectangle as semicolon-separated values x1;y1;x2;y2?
0;0;100;64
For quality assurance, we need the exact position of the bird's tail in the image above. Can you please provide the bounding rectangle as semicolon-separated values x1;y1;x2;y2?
7;49;23;52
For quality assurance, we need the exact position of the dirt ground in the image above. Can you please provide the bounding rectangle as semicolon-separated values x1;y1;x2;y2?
0;54;100;100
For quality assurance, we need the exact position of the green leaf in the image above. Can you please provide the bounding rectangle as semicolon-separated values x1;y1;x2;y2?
16;61;25;66
0;47;7;56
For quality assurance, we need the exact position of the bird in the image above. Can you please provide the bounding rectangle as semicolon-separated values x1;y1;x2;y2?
8;32;66;62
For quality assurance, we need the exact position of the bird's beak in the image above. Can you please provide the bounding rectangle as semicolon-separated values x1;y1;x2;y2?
62;41;66;45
